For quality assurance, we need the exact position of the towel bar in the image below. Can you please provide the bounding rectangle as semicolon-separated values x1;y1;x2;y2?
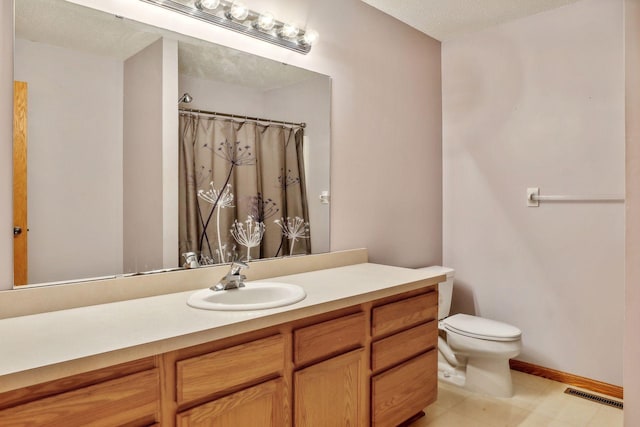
526;188;625;207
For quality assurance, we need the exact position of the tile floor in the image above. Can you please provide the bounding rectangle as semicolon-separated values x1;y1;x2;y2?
411;371;623;427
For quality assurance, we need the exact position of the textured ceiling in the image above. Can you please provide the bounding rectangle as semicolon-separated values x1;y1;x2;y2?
16;0;583;86
360;0;583;41
15;0;319;91
15;0;162;61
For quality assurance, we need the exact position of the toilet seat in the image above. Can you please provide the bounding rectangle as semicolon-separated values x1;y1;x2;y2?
442;314;521;342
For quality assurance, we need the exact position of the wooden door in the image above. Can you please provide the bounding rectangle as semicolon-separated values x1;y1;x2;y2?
176;378;286;427
13;81;28;286
294;348;366;426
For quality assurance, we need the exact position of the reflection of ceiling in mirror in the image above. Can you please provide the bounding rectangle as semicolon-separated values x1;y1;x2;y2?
15;0;320;90
177;41;318;90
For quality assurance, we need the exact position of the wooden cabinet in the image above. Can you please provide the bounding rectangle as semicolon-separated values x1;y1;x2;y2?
370;290;439;426
372;321;437;372
176;334;285;405
176;378;285;427
173;333;288;427
0;284;438;427
372;291;438;338
294;312;365;365
294;349;366;426
293;312;367;426
0;359;160;427
293;313;366;426
372;350;437;426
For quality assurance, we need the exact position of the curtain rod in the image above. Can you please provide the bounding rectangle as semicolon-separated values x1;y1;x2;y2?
179;107;306;128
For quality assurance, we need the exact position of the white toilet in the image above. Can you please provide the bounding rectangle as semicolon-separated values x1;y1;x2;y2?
419;266;522;397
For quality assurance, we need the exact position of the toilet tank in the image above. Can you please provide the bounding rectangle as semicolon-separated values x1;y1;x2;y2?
416;266;455;320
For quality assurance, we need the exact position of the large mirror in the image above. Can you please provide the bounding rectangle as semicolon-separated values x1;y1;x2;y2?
12;0;331;287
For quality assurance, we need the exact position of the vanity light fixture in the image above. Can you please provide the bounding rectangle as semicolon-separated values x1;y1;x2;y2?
255;12;275;31
195;0;220;10
226;2;249;21
278;22;299;39
299;29;318;46
139;0;318;54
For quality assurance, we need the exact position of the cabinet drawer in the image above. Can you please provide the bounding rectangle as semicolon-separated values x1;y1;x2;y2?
372;291;437;338
372;320;437;372
177;378;285;427
0;369;159;427
177;334;285;404
371;350;437;427
294;312;365;365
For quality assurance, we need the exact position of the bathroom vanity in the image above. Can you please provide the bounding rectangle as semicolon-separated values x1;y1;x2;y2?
0;258;441;426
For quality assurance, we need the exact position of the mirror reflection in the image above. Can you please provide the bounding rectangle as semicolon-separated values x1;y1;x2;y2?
13;0;331;287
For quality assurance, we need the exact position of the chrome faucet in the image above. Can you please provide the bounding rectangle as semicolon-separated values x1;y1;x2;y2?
182;252;200;269
211;260;249;291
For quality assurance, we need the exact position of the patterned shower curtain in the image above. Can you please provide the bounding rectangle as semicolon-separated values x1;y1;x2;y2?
178;113;311;265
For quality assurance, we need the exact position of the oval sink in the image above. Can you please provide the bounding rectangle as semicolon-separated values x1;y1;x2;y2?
187;282;306;311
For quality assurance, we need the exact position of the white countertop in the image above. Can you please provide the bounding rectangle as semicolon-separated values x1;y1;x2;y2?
0;263;444;391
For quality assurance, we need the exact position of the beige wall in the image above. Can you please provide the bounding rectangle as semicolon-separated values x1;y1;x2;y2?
0;2;12;290
14;39;124;283
123;39;169;273
179;75;267;118
264;78;332;254
625;0;640;424
442;0;625;385
162;38;179;269
66;0;444;270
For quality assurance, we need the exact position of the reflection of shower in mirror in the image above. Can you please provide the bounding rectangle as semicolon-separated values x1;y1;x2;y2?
178;93;193;104
11;0;331;288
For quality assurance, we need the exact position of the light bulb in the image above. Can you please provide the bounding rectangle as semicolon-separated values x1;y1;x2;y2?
280;23;299;39
197;0;220;10
256;12;275;31
230;2;249;21
300;29;318;46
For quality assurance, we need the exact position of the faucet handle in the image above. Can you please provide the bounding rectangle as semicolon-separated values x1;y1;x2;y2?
211;260;250;291
229;260;249;275
233;260;249;268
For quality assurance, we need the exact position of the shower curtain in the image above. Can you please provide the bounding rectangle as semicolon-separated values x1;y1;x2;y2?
178;114;311;264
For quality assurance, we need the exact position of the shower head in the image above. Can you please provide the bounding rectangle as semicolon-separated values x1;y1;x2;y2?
178;93;193;104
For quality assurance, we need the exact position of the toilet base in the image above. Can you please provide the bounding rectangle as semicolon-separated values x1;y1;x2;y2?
438;349;515;397
464;356;514;397
438;361;466;387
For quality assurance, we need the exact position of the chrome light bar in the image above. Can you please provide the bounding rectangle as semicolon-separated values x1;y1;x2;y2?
139;0;317;54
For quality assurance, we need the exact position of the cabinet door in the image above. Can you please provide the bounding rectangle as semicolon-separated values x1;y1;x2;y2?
176;378;286;427
294;348;365;427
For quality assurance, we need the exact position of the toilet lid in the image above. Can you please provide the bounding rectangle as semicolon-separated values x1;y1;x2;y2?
443;314;522;342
